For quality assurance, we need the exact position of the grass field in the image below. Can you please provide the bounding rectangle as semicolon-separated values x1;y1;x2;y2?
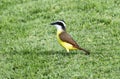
0;0;120;79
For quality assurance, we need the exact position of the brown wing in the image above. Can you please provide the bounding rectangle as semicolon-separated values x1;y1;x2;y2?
59;32;80;49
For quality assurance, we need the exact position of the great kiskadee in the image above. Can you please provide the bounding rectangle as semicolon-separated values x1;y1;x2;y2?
50;20;90;55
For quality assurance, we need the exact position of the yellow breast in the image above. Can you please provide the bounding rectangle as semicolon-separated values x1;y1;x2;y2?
57;31;77;50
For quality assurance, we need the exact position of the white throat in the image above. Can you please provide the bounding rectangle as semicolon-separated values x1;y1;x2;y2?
55;25;64;31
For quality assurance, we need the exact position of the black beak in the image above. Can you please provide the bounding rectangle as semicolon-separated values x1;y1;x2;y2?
50;22;56;25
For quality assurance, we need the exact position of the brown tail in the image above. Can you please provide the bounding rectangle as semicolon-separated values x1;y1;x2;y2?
78;47;90;55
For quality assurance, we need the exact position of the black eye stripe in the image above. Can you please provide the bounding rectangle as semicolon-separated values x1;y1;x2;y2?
56;22;66;30
56;22;64;26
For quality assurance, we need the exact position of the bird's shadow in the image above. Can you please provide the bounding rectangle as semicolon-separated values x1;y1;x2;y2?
8;49;81;57
36;50;79;56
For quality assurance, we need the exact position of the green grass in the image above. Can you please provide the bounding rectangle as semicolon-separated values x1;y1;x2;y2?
0;0;120;79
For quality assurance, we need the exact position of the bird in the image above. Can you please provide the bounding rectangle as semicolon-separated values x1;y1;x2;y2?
50;20;90;55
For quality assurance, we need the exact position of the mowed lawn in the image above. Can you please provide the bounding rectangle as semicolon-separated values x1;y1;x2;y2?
0;0;120;79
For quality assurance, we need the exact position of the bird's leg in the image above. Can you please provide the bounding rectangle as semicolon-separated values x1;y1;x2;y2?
66;48;69;52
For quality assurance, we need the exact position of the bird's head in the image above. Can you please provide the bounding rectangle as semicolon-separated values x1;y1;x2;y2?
50;20;66;31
